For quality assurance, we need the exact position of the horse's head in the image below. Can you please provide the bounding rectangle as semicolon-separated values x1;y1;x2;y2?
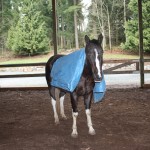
85;34;103;82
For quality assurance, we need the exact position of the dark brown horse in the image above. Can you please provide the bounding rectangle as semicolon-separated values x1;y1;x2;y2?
45;34;103;138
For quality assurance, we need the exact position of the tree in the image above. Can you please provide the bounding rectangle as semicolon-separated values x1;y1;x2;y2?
57;0;82;49
122;0;150;52
0;0;13;54
57;0;74;49
87;0;127;50
6;0;49;55
73;0;79;49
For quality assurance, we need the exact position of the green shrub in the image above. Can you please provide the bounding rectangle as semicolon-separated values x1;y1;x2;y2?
122;0;150;53
6;1;49;56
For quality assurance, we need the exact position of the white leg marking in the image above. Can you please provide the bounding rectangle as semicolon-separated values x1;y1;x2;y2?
71;111;78;138
60;95;67;119
86;109;96;135
51;97;59;124
94;48;101;78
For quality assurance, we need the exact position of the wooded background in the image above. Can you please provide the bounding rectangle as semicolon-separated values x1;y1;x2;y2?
0;0;149;56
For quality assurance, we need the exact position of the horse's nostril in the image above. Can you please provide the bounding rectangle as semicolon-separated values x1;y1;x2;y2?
94;76;102;82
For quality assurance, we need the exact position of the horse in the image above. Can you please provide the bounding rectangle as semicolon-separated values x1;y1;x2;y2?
45;34;104;138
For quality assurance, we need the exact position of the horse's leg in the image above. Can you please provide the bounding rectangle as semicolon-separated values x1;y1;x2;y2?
59;91;67;119
70;93;78;138
51;97;59;124
50;87;60;125
84;93;96;135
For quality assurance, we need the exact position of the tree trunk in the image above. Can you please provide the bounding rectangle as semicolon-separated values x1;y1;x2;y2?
124;0;127;24
116;23;119;45
60;16;64;49
107;6;112;51
73;0;79;49
92;1;97;38
100;0;106;50
115;12;119;45
124;0;127;42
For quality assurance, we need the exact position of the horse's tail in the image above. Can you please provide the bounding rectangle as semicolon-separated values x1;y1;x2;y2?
45;56;54;87
45;66;50;87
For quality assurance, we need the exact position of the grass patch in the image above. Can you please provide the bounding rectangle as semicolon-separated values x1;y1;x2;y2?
0;57;49;64
104;53;139;59
0;50;149;65
0;53;51;64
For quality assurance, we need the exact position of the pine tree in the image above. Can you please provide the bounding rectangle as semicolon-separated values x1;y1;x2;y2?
6;0;49;55
122;0;150;52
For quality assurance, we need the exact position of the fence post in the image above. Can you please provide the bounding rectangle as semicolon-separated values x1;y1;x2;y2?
52;0;57;55
138;0;144;88
136;62;140;71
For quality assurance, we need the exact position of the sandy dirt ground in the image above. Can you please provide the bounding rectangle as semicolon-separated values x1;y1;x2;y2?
0;88;150;150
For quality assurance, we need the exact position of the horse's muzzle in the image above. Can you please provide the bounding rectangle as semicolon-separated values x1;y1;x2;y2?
94;76;102;82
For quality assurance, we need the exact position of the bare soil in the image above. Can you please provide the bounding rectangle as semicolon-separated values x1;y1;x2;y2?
0;88;150;150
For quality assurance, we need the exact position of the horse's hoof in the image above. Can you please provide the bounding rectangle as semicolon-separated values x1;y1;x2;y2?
55;120;60;125
89;129;96;135
71;133;78;138
61;115;67;120
71;129;78;138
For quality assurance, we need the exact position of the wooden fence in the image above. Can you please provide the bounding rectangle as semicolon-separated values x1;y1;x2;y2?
0;63;45;78
104;59;150;74
0;59;150;78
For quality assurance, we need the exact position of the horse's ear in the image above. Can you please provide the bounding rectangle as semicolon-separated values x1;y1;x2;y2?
85;35;90;44
98;33;103;45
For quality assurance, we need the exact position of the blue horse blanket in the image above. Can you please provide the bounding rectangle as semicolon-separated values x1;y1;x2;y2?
93;75;106;103
50;48;106;103
51;48;86;92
